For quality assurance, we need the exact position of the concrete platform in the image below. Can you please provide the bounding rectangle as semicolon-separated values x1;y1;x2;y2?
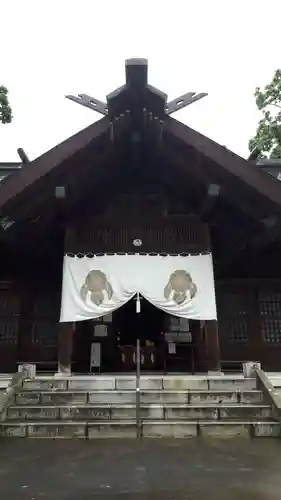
2;438;281;499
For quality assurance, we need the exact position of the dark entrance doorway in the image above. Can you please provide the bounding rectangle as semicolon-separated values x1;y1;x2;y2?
114;298;164;372
72;297;201;373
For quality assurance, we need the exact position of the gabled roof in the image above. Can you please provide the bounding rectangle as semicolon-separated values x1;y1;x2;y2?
1;58;281;223
165;117;281;207
0;117;109;212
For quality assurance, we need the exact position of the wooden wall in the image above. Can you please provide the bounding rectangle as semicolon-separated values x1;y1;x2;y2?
0;186;210;372
0;281;60;372
217;279;281;370
68;189;209;254
1;179;281;372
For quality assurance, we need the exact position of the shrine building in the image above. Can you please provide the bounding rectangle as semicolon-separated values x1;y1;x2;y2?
1;58;281;375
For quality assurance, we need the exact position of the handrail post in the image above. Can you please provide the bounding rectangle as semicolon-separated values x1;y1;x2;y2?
136;338;141;439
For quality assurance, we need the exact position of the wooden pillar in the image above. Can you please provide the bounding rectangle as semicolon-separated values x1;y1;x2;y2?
55;186;76;375
57;322;75;375
192;320;204;372
56;230;76;375
201;221;221;372
17;286;33;363
204;320;221;371
247;282;263;364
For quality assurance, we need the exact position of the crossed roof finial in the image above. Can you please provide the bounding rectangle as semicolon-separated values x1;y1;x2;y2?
65;59;207;117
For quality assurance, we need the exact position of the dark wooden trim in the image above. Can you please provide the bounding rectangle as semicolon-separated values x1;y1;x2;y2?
57;322;74;373
165;115;281;209
205;320;220;371
162;142;270;222
216;278;281;287
247;286;263;362
17;287;33;362
57;223;76;372
0;117;110;211
70;215;208;254
75;214;202;226
200;184;220;220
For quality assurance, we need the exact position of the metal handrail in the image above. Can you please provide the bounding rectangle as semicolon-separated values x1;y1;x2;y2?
136;338;141;439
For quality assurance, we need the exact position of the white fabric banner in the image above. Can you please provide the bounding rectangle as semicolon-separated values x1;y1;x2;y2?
59;254;217;322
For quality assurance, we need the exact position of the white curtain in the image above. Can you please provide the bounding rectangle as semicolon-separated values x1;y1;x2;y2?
59;254;217;322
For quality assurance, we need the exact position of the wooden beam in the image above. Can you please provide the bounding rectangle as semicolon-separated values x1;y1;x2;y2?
200;184;220;220
57;322;74;374
165;115;281;208
251;216;281;250
162;142;270;221
17;148;30;164
125;58;148;88
162;143;212;186
0;117;110;212
204;320;221;371
166;92;208;115
0;138;112;223
65;94;108;116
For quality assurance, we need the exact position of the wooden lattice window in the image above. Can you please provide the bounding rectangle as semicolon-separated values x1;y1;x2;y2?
259;290;281;343
0;289;20;345
32;294;59;347
217;290;249;342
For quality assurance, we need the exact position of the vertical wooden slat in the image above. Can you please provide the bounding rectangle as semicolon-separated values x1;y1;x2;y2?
247;284;263;361
204;320;220;371
201;221;220;370
0;284;20;371
58;322;74;374
57;225;75;373
72;215;206;254
17;287;33;363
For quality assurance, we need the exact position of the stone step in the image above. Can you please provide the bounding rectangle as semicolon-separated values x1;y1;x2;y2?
1;420;280;439
15;389;263;405
142;420;281;438
22;375;257;392
6;403;272;421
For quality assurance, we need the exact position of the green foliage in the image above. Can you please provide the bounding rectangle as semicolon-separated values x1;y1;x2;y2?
249;69;281;159
0;86;12;124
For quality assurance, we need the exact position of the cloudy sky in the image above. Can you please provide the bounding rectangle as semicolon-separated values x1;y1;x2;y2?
1;0;280;161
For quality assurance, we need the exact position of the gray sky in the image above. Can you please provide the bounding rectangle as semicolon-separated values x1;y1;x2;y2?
1;0;280;161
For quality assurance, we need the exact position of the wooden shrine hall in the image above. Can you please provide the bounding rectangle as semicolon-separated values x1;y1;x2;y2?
1;58;281;375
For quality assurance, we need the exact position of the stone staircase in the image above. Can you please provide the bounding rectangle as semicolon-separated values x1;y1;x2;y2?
1;374;280;438
267;372;281;391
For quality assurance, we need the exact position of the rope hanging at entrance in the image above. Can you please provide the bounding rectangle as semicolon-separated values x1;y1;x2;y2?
65;251;212;258
60;252;217;322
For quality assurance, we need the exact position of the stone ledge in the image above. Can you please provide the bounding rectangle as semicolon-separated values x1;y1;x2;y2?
0;373;27;421
88;422;136;438
199;422;250;438
251;422;281;437
142;422;198;438
7;404;214;422
21;375;258;392
27;422;86;439
1;420;280;439
255;368;281;421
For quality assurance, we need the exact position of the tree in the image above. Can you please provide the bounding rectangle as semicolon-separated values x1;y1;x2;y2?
249;69;281;159
0;86;12;124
